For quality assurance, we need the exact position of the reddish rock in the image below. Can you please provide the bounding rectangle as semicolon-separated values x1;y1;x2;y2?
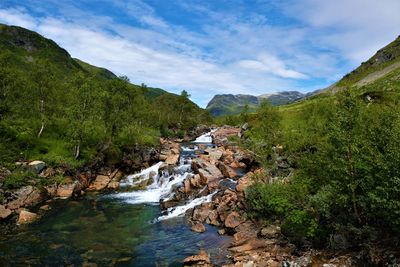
0;205;12;220
219;163;237;178
183;250;210;266
56;183;77;198
89;175;111;191
191;222;206;233
165;154;180;165
6;186;44;210
225;211;244;228
236;173;253;192
17;210;38;225
192;204;212;222
107;180;120;190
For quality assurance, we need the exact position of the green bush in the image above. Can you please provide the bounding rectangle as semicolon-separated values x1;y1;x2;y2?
3;171;37;189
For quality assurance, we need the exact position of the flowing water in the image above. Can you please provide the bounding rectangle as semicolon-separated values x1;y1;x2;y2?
0;132;232;266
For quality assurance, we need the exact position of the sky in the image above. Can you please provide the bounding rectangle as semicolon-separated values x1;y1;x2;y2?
0;0;399;107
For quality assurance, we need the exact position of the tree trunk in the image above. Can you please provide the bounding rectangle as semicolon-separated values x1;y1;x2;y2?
74;143;80;159
38;121;45;138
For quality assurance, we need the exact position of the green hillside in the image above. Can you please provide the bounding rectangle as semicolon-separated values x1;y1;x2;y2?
240;34;400;248
0;24;210;169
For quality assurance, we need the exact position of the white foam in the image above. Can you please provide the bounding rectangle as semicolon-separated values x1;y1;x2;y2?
157;191;217;221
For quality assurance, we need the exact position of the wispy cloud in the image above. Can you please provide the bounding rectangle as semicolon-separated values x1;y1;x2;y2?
0;0;399;107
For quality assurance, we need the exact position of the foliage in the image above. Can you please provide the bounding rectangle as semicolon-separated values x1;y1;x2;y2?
0;24;210;169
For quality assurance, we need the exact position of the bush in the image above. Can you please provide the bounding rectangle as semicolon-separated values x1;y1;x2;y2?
3;171;37;189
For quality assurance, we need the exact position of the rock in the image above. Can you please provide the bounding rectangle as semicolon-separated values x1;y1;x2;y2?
183;250;210;266
165;154;180;165
192;158;223;182
107;180;120;190
205;148;223;160
192;204;212;222
191;222;206;233
89;175;111;191
225;211;244;228
236;173;254;192
218;229;226;235
219;163;237;178
260;225;281;239
184;179;191;193
207;210;220;226
6;186;44;210
39;204;50;211
17;210;38;224
56;183;76;198
28;160;46;174
0;205;12;220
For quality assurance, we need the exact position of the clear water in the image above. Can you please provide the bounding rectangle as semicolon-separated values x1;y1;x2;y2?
0;196;231;266
0;132;232;266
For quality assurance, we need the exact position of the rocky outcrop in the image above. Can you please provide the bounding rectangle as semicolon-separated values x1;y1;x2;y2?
6;186;46;211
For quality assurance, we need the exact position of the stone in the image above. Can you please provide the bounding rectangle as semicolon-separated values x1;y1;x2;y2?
192;204;212;222
191;222;206;233
17;210;38;224
0;205;12;219
56;183;76;198
28;160;46;174
219;163;237;178
218;229;226;235
208;210;220;226
107;180;120;190
39;204;50;211
165;154;180;165
184;179;191;193
236;173;253;192
225;211;244;228
205;148;223;160
6;186;44;210
89;175;111;191
183;250;210;265
260;225;281;239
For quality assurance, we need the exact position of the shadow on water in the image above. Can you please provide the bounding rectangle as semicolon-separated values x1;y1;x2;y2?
0;195;232;266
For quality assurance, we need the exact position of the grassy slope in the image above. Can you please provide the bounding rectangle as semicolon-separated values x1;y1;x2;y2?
0;24;206;167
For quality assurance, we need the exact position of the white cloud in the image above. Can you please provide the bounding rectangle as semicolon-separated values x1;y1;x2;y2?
1;0;399;107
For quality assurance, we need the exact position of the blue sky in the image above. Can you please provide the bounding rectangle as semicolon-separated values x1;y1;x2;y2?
0;0;399;107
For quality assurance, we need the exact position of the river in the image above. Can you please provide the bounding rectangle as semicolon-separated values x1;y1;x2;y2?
0;132;232;266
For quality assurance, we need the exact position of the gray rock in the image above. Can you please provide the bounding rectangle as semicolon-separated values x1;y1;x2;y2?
28;161;46;174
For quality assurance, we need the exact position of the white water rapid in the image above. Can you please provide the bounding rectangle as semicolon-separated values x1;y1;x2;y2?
111;131;217;220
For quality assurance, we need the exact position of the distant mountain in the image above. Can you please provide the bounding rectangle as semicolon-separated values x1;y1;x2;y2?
206;91;305;116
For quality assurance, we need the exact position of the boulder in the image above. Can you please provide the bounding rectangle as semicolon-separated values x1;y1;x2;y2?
107;180;120;190
205;148;223;160
17;210;38;224
28;160;46;174
192;204;212;222
225;211;244;228
183;250;210;266
236;173;253;192
191;222;206;233
219;163;237;178
89;175;111;191
56;183;77;198
165;154;180;165
260;225;281;239
0;205;12;220
6;186;44;210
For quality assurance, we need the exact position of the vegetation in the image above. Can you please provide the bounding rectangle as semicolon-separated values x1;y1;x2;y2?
0;24;210;171
244;62;400;247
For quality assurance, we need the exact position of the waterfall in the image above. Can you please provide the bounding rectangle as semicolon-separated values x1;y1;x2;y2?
111;131;217;219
